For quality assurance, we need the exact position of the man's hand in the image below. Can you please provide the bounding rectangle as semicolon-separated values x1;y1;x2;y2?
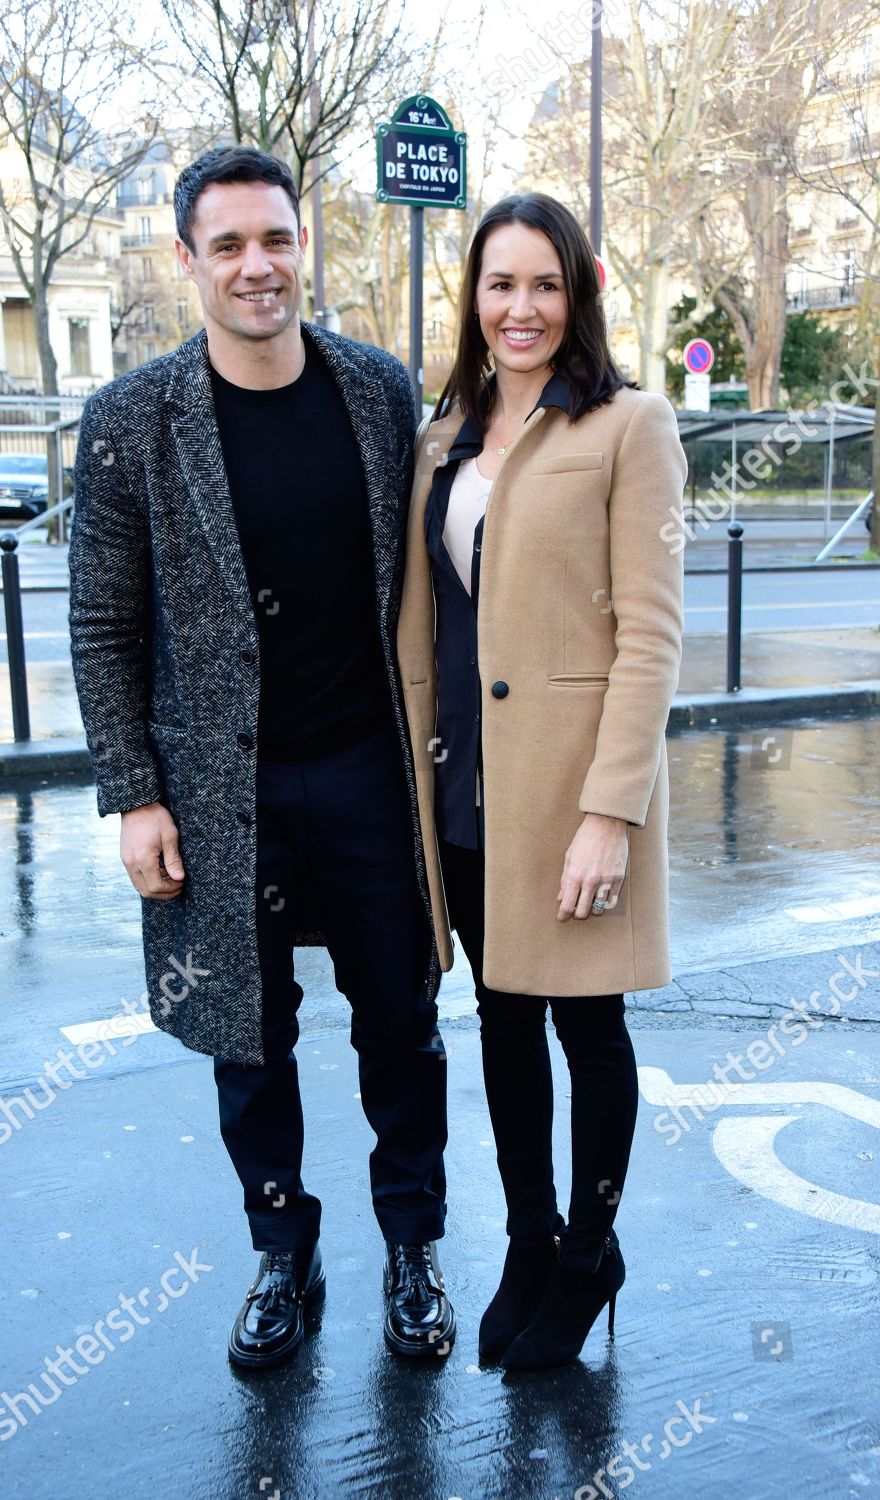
557;812;629;921
121;801;186;900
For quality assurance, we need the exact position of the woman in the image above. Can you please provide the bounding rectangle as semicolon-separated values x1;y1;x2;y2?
396;193;687;1370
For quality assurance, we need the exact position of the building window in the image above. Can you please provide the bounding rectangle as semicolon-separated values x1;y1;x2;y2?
139;215;151;243
137;176;153;203
68;317;90;376
142;302;155;330
176;298;189;330
142;256;152;281
145;341;157;361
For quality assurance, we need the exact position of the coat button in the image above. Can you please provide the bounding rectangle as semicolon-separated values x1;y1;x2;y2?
236;810;252;827
237;732;254;750
239;649;256;666
491;680;510;699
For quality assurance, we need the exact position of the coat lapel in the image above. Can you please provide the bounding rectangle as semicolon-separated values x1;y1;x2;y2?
165;328;256;633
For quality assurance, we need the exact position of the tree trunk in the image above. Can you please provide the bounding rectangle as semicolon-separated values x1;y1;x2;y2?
31;256;62;523
743;171;788;409
31;261;59;398
641;257;670;393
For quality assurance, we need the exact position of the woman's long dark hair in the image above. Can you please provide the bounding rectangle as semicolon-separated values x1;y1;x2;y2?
435;192;637;427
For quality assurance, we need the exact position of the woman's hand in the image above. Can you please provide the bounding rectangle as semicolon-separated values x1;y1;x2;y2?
557;812;629;921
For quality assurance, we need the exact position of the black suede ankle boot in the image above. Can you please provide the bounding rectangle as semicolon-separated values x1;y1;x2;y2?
500;1235;625;1370
478;1237;559;1361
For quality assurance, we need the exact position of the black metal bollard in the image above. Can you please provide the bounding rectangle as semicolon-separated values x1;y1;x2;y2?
726;522;743;694
1;531;31;741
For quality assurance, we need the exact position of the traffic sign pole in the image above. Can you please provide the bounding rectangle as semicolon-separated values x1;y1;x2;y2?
409;206;424;407
376;95;467;410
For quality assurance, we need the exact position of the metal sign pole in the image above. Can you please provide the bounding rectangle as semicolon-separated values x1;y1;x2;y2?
590;0;602;255
409;206;424;408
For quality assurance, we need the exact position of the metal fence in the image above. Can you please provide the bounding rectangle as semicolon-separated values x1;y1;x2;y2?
0;397;83;544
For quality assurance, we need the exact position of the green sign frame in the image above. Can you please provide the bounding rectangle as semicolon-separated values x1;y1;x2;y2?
376;94;467;211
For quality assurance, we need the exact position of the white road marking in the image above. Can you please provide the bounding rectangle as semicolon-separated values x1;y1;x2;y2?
684;598;879;614
639;1068;880;1233
712;1115;880;1234
638;1068;880;1127
0;631;70;640
61;1013;156;1045
784;895;880;923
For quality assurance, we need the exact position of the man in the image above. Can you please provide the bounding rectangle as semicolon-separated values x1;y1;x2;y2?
68;146;454;1368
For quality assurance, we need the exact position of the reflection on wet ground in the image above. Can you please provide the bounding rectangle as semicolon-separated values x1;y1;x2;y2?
2;715;879;1499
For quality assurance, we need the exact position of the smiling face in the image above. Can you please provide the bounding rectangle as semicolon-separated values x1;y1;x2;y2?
474;221;568;377
175;180;308;345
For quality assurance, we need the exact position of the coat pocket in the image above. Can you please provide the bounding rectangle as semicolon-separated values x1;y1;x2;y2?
547;673;610;686
528;452;604;475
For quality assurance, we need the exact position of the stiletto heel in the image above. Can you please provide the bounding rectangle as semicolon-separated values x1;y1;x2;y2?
607;1291;616;1337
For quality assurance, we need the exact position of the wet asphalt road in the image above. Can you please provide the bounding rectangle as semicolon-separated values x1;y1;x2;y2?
2;568;879;666
2;715;880;1498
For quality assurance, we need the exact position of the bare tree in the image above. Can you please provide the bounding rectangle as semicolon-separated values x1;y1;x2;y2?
526;0;748;391
0;0;160;396
692;0;843;409
159;0;421;195
783;9;880;550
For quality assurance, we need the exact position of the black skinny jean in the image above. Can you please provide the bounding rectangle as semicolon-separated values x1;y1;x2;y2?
438;835;639;1271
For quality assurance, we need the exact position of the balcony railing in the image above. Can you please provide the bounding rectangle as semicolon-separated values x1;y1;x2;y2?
786;279;863;312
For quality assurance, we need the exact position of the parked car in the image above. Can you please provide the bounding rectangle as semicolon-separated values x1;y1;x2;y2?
0;453;74;522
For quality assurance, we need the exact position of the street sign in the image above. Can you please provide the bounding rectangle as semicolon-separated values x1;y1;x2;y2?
376;95;467;210
684;372;712;411
683;337;715;374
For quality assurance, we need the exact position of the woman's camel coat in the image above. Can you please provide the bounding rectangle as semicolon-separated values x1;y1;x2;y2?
396;385;688;997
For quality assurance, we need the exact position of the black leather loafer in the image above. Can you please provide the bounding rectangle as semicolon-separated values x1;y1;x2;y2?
228;1242;325;1369
382;1241;455;1359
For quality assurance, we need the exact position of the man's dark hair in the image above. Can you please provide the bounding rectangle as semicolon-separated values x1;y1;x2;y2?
174;146;300;252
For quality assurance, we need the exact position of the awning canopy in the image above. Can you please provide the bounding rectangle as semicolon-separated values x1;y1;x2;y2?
675;404;874;446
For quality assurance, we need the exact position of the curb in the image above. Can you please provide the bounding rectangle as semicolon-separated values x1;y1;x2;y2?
668;680;880;730
3;683;880;779
684;560;880;574
0;737;94;777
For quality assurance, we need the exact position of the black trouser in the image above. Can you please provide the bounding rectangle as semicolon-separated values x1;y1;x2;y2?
213;717;448;1252
438;835;638;1271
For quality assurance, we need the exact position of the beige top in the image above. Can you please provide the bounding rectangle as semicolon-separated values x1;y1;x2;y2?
442;456;492;596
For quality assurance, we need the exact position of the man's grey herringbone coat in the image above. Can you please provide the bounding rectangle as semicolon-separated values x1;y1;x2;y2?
68;323;442;1066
